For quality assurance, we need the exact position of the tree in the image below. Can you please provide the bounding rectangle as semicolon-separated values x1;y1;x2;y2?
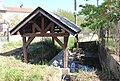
79;0;120;45
78;0;120;74
53;9;84;27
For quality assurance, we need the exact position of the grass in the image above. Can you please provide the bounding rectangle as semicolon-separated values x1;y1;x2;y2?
105;38;115;51
59;36;75;49
2;40;22;50
0;56;59;81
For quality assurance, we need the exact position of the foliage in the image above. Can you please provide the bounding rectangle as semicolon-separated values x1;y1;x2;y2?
53;9;84;26
79;0;120;54
79;0;120;31
59;37;75;50
2;40;22;49
68;37;75;49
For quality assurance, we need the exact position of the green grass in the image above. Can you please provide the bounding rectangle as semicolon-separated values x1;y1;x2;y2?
59;36;75;49
0;56;58;81
105;38;115;51
2;40;22;49
68;37;75;49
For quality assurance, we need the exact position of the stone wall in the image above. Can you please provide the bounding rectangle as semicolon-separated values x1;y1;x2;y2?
75;41;120;79
99;44;120;79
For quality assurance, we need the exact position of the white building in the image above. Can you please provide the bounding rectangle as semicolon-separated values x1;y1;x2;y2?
0;0;33;36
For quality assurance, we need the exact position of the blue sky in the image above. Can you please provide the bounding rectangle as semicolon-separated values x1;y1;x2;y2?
3;0;104;12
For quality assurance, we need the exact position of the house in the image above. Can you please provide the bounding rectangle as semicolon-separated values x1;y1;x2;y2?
0;0;33;36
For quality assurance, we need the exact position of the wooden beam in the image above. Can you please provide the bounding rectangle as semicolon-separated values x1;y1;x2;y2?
32;24;35;33
64;48;68;68
23;37;28;63
41;15;44;33
44;22;53;33
25;36;35;47
51;23;55;45
23;33;69;37
32;23;41;32
64;36;69;47
51;23;54;33
52;37;54;45
54;37;65;49
64;36;69;68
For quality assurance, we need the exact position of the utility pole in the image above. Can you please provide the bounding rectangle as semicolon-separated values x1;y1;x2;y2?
97;0;99;6
74;0;77;25
74;0;79;53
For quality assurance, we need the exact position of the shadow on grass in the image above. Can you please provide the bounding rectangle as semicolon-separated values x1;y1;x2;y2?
0;39;62;65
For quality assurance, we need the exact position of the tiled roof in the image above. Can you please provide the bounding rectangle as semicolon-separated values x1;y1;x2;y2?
4;7;33;13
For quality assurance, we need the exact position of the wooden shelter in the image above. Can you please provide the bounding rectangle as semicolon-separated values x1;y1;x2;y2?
10;7;81;68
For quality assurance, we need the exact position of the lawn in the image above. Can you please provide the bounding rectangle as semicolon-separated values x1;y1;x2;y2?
0;56;60;81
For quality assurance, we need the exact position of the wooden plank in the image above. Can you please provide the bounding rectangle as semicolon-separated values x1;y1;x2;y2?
41;15;44;33
23;33;69;37
23;37;28;63
54;37;65;49
44;22;53;33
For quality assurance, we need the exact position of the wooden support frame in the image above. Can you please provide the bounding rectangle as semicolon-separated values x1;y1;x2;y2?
22;17;70;68
32;23;41;32
25;36;35;47
54;37;65;49
41;15;45;33
23;37;28;63
51;23;55;45
53;33;69;68
64;36;69;68
23;33;69;37
44;22;53;33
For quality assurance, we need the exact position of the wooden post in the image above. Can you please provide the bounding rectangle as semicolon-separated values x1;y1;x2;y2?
52;37;54;45
64;48;68;68
41;15;44;33
64;36;69;68
23;37;28;63
51;22;54;45
75;35;79;51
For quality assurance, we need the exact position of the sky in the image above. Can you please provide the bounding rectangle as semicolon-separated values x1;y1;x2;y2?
3;0;104;12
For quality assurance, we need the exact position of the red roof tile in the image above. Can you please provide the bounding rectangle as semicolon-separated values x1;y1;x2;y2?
4;7;33;13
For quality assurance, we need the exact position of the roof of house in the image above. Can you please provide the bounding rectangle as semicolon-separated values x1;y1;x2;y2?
10;7;81;36
5;7;33;13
